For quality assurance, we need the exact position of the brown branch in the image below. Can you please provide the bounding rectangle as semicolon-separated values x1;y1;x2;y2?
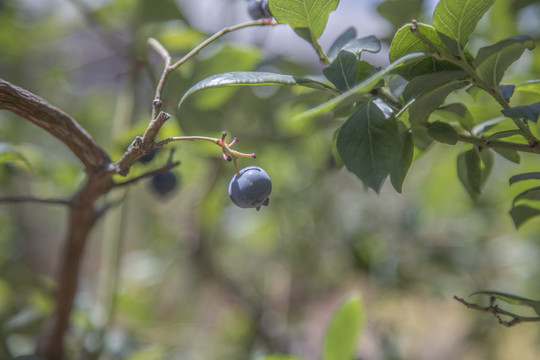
0;78;111;173
0;196;72;205
454;296;540;327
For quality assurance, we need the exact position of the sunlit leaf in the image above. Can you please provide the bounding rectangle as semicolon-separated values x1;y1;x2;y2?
513;186;540;205
433;0;495;46
0;142;31;170
294;52;428;121
179;71;338;108
337;99;401;193
501;102;540;123
474;36;535;88
270;0;339;41
493;148;520;164
515;79;540;95
389;23;457;79
323;293;365;360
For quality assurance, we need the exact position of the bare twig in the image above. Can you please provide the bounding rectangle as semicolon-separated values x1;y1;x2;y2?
0;196;72;205
454;296;540;327
114;160;180;188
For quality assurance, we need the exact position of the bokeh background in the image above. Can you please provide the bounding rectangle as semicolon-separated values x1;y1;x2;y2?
2;0;540;359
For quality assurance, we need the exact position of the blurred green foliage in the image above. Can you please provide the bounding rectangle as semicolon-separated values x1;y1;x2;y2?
1;0;540;359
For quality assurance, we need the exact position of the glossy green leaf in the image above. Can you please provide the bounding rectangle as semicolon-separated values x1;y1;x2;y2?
337;99;401;193
471;291;540;315
390;130;414;193
509;172;540;185
427;121;458;144
294;52;428;121
389;23;456;79
474;36;535;88
328;27;357;61
433;0;495;46
179;71;338;108
323;293;365;360
436;103;475;131
270;0;339;41
515;79;540;95
323;51;359;91
501;102;540;123
510;204;540;228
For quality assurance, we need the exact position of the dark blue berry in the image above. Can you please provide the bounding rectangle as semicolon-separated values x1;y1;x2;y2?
150;171;178;197
138;148;159;164
228;166;272;210
247;0;272;20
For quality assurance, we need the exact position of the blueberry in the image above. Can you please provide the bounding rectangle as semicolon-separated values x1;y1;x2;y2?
228;166;272;210
150;171;178;197
138;148;159;164
247;0;272;20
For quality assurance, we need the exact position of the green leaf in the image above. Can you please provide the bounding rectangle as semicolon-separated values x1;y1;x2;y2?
427;121;458;144
328;27;357;61
457;148;482;198
432;0;495;47
377;0;424;30
295;52;428;121
510;172;540;185
471;291;540;315
179;71;338;108
407;79;469;126
390;130;414;193
323;293;365;360
486;129;523;140
402;70;467;102
493;148;520;164
323;51;359;91
270;0;339;41
340;36;381;57
337;99;402;193
0;143;30;170
435;103;474;131
474;36;535;88
501;102;540;123
389;23;457;79
515;79;540;95
510;204;540;228
513;186;540;205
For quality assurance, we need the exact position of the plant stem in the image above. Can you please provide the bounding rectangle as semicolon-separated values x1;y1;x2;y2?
458;134;540;154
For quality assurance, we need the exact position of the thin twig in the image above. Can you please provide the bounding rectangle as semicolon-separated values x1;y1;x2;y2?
454;296;540;327
113;160;180;188
0;196;72;206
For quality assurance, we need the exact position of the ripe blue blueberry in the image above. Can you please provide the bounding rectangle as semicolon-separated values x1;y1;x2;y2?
247;0;272;20
150;171;178;197
228;166;272;210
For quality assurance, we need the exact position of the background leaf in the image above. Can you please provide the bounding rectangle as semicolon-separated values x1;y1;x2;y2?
323;293;365;360
510;205;540;228
474;36;535;88
471;291;540;316
427;121;459;144
327;27;357;61
337;99;402;193
509;172;540;185
432;0;495;46
390;130;414;193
